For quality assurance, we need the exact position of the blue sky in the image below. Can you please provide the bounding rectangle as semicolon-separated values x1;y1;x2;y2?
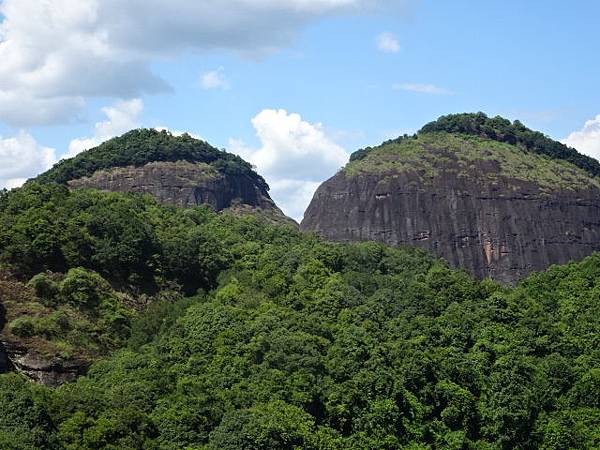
1;0;600;220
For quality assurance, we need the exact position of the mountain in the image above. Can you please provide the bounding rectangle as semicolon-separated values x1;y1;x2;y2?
302;113;600;284
1;184;599;449
0;137;599;447
34;128;293;226
1;129;298;385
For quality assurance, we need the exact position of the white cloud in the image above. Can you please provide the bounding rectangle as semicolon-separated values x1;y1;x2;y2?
154;127;203;141
393;83;453;95
563;114;600;160
268;179;323;223
66;98;143;158
200;67;230;90
0;92;86;126
376;32;400;53
0;132;57;189
0;0;390;126
229;109;348;221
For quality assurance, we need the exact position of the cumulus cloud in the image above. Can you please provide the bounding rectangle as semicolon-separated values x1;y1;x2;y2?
0;0;388;126
393;83;453;95
200;68;230;90
376;32;400;53
267;179;323;222
0;98;144;189
0;132;57;189
563;114;600;160
0;92;86;126
66;99;143;158
230;109;348;221
154;127;203;140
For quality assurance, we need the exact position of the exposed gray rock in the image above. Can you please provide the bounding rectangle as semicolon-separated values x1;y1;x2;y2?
0;340;86;387
301;141;600;284
0;341;11;373
68;160;293;223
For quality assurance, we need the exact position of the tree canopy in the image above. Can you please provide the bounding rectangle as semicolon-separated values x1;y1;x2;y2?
33;129;268;190
350;112;600;179
419;112;600;177
0;184;599;449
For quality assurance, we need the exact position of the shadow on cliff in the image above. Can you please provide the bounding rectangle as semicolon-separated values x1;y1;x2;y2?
0;301;6;331
0;302;12;373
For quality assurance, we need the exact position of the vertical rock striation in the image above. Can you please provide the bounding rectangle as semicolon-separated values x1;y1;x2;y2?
34;129;295;225
67;161;280;212
302;132;600;284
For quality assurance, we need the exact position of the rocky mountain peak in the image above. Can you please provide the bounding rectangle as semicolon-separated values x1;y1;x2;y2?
34;129;294;226
302;114;600;284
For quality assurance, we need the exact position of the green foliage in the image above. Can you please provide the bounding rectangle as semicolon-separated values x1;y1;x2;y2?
0;183;235;292
0;186;599;449
344;131;600;193
350;112;600;179
0;373;56;449
419;112;600;177
9;316;36;337
33;128;267;190
6;268;135;359
28;273;59;302
59;268;112;309
127;292;197;351
207;401;317;450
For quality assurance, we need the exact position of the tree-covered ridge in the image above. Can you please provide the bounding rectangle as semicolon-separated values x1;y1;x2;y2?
33;128;268;190
419;112;600;177
0;183;249;295
344;132;600;192
350;112;600;179
0;185;599;449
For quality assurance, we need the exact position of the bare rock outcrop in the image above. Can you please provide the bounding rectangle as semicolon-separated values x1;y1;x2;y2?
301;133;600;284
0;340;86;387
67;161;294;225
0;273;89;387
33;129;295;225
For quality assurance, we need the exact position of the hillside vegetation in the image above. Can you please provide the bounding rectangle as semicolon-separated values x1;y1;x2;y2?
350;112;600;179
345;132;600;192
0;184;599;449
33;129;268;190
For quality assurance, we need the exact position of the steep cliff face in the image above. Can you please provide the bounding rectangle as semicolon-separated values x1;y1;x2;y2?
0;340;86;387
0;271;89;386
302;131;600;284
34;129;294;225
66;160;292;225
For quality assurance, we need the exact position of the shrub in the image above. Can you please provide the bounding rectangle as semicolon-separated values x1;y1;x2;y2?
9;317;36;337
59;268;111;309
28;273;59;304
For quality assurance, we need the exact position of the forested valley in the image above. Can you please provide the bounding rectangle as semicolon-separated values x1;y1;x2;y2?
0;183;598;449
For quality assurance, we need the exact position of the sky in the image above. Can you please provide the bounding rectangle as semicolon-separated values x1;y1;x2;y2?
1;0;600;221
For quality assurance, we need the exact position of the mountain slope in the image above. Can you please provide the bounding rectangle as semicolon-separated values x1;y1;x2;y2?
0;179;599;448
34;129;293;225
302;114;600;283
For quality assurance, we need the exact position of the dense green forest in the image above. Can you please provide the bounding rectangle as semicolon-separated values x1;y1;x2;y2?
350;112;600;178
0;184;598;449
33;129;268;190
